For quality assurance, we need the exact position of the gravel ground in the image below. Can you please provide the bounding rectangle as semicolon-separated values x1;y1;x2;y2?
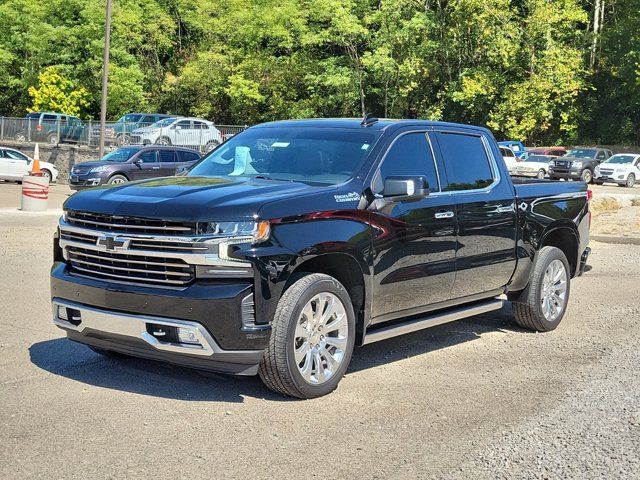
0;182;639;479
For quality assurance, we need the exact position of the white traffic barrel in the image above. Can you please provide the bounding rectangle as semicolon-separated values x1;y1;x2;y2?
21;175;50;212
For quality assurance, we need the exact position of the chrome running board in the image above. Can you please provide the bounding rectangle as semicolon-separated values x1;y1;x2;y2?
363;298;504;345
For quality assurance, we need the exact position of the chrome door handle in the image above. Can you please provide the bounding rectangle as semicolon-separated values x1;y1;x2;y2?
435;211;455;219
495;204;515;213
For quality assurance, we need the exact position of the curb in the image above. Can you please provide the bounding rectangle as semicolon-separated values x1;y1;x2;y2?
592;235;640;246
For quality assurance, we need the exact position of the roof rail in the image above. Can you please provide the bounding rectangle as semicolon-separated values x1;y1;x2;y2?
361;113;379;127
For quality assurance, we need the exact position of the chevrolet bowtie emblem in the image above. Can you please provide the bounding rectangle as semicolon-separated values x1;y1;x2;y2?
97;235;129;251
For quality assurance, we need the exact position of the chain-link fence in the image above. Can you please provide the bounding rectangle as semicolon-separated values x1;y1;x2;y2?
0;116;248;153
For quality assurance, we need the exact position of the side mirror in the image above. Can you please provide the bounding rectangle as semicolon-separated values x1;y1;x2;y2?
176;166;189;176
382;176;429;202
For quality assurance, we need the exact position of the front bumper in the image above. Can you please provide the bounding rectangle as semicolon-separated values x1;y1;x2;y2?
548;167;581;179
68;173;106;190
51;262;269;375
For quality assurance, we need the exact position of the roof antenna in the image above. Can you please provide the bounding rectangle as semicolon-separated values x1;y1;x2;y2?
361;113;379;127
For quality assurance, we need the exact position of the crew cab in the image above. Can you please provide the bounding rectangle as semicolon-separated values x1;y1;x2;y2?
51;119;591;399
548;147;613;183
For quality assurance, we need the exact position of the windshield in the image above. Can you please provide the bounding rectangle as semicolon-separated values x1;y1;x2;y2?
119;114;143;123
565;149;596;158
188;127;379;185
603;154;637;164
153;117;176;128
101;147;140;163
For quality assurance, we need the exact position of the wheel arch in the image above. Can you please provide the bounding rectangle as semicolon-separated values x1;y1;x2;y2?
108;171;129;181
539;226;579;277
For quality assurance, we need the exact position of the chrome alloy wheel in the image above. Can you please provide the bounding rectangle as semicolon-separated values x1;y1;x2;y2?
540;259;568;322
294;292;349;385
110;177;126;184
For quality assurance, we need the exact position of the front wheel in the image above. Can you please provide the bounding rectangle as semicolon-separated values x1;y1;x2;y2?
107;174;128;185
205;140;220;152
580;169;592;183
116;134;131;147
625;173;636;188
512;246;571;332
259;273;356;399
537;169;546;179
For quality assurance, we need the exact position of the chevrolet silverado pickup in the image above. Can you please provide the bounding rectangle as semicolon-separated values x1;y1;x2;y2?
51;118;591;399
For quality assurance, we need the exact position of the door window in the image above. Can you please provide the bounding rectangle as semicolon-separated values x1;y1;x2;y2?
138;150;158;163
174;120;192;130
193;121;208;130
377;132;440;192
5;150;28;161
437;133;494;191
141;115;156;124
42;114;57;122
178;151;200;163
158;150;176;163
596;150;607;160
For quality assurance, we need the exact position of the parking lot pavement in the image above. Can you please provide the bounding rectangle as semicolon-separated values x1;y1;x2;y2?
1;186;639;479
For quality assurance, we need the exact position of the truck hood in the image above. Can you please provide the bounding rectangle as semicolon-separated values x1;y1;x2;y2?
63;176;352;222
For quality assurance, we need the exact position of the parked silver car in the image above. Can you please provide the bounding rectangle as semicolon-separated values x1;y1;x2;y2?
131;117;223;152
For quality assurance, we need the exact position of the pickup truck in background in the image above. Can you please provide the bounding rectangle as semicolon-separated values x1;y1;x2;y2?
548;147;613;183
51;118;591;399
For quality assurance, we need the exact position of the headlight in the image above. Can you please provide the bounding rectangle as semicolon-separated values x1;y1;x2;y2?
594;166;600;173
549;160;555;166
573;161;583;168
196;220;270;242
89;165;110;173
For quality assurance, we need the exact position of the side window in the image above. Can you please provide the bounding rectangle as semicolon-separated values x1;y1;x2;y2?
158;150;176;163
175;120;192;130
5;150;28;161
178;151;200;163
138;150;157;163
141;115;156;124
437;132;494;191
378;132;439;192
596;150;606;160
193;121;207;130
42;114;57;122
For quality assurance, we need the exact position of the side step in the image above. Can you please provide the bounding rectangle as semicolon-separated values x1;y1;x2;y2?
362;298;504;345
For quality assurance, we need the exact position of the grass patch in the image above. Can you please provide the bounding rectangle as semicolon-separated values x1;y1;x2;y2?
591;196;622;215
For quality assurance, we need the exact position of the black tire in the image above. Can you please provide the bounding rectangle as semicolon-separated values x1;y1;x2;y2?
47;132;59;145
15;131;27;142
537;169;545;179
107;174;128;185
258;273;356;399
116;134;131;147
205;140;220;152
40;169;52;182
155;136;171;146
580;169;592;183
88;345;129;359
625;173;635;188
512;246;571;332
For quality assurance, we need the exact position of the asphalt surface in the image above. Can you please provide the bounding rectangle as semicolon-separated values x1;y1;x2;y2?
0;182;639;479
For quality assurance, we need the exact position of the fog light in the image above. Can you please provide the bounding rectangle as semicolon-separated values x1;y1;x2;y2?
177;327;201;345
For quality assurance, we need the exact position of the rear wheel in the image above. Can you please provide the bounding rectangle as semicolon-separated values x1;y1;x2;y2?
259;273;355;399
155;136;171;146
47;132;59;145
625;173;635;188
205;140;220;152
580;169;592;183
40;169;52;182
15;131;27;142
512;246;571;332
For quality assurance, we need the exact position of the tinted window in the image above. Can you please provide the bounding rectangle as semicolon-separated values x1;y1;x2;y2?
596;150;607;160
42;114;57;121
500;147;514;158
175;120;192;130
178;151;200;163
378;132;439;192
158;150;176;162
437;133;494;191
138;151;157;163
26;113;40;119
193;121;208;130
141;115;156;123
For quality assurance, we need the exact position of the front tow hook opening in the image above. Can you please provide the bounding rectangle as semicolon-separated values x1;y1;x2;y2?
57;306;82;326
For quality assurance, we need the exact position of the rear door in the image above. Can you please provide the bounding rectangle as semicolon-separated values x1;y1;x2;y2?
370;130;457;323
433;130;517;299
157;149;177;176
172;120;194;147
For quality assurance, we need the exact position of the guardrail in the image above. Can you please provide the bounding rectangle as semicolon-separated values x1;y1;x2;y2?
0;116;248;153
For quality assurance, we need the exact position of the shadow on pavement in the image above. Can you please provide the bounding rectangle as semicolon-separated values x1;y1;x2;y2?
30;304;521;402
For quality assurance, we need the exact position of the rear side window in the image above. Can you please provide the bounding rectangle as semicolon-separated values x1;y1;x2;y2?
178;151;200;162
141;115;156;123
138;151;157;163
42;114;57;121
193;121;208;130
378;132;439;192
158;150;176;162
437;132;494;191
175;120;192;130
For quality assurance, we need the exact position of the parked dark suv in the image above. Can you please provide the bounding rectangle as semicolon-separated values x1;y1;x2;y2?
548;147;613;183
69;146;201;190
15;112;85;144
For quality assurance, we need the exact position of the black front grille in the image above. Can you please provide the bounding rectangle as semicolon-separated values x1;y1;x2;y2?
599;169;614;176
66;211;196;235
67;246;195;286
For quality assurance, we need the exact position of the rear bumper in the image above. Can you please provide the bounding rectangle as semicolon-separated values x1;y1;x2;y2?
51;262;270;375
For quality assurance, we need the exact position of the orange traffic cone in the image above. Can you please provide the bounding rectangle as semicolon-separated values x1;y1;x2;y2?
31;143;41;175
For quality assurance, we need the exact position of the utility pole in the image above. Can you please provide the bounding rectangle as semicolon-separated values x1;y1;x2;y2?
99;0;112;158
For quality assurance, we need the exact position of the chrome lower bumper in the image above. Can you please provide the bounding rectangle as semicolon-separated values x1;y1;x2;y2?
52;298;263;364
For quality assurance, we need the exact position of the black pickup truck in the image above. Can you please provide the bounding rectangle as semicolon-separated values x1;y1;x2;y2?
51;119;591;399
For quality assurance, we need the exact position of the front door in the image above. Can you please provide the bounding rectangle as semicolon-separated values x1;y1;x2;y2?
433;130;517;299
370;131;457;323
5;150;30;178
132;149;160;180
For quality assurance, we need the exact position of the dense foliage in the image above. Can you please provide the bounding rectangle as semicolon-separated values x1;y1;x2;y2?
0;0;637;145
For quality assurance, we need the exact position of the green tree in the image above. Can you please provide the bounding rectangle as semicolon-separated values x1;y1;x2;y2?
28;66;90;116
